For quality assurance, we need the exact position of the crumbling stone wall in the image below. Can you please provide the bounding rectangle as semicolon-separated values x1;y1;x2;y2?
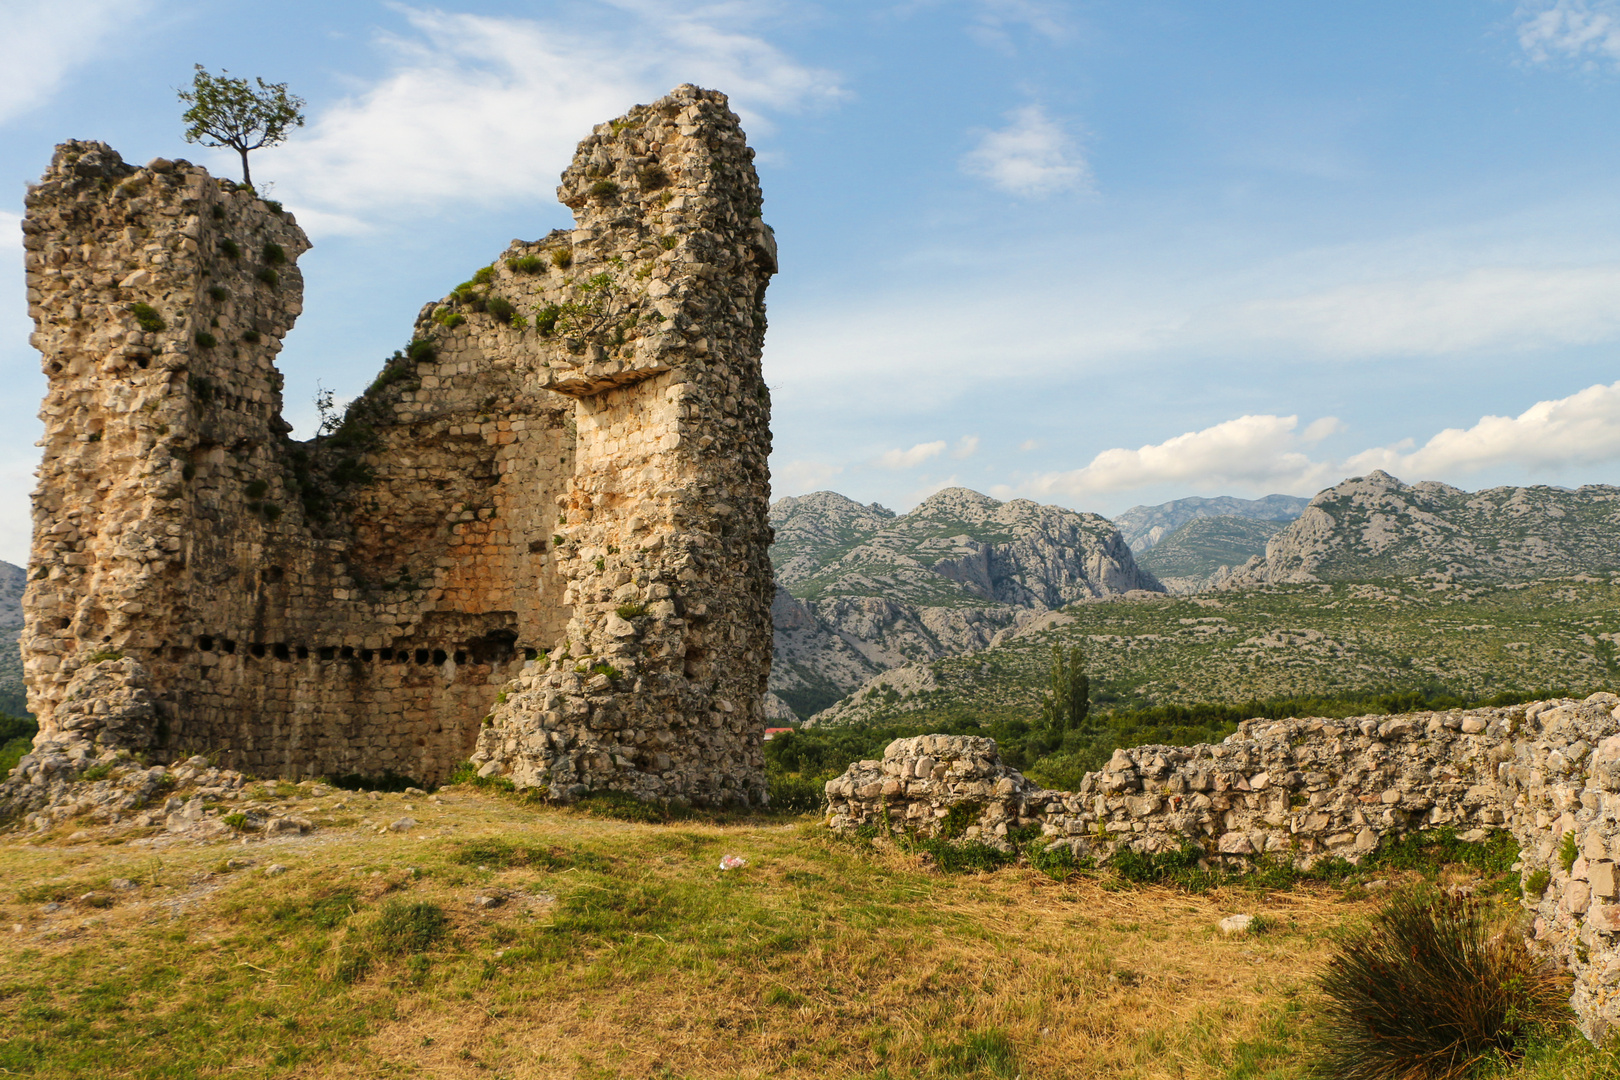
16;85;774;802
825;694;1620;1041
467;87;776;805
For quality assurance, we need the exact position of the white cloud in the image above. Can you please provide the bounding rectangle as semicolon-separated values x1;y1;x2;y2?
961;105;1090;198
1214;265;1620;357
1018;381;1620;508
1019;438;1039;451
967;0;1075;52
269;3;844;228
771;458;843;497
1347;379;1620;477
0;453;34;567
1029;415;1336;499
1301;417;1344;442
951;434;980;459
876;440;947;469
1518;1;1620;65
0;0;149;126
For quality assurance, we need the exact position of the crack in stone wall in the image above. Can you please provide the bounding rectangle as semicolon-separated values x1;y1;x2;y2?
825;694;1620;1041
16;84;774;802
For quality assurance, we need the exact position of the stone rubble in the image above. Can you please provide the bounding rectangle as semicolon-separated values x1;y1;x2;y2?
825;694;1620;1041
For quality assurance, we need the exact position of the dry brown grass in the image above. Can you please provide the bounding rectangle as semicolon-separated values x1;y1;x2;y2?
0;788;1601;1079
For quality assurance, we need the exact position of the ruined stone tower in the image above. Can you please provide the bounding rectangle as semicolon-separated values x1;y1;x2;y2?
18;85;775;803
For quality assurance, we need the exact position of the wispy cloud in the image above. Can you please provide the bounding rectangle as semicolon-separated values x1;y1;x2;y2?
771;458;844;496
1517;1;1620;65
876;440;947;469
1202;264;1620;358
1027;414;1336;499
961;104;1090;197
0;0;150;126
951;435;980;459
1019;381;1620;505
268;3;844;231
967;0;1075;52
1347;379;1620;477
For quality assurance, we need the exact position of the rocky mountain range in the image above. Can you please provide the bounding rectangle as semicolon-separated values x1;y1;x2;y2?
767;488;1160;720
1114;493;1309;552
0;560;25;717
1136;515;1291;593
1225;471;1620;586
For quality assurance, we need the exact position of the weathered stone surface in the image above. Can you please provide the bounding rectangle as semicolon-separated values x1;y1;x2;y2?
12;85;774;807
825;693;1620;1043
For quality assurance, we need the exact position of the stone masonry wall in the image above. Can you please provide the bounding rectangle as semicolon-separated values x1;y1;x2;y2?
825;695;1620;1041
467;86;776;805
15;85;774;802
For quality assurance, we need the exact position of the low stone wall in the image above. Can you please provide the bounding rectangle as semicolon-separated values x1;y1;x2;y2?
824;694;1620;1042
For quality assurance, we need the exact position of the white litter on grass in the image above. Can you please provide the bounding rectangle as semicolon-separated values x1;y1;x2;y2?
719;855;747;870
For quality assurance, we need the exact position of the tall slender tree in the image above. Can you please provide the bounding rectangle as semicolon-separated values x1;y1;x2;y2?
1039;642;1090;737
177;65;305;189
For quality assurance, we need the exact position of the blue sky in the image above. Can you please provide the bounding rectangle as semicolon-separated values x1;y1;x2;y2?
4;0;1620;564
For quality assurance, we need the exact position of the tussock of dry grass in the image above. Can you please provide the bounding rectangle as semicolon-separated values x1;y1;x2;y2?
0;788;1611;1079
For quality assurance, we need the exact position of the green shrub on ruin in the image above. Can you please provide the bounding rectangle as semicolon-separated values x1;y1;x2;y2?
485;296;516;324
549;248;573;269
588;179;619;198
614;602;647;620
1560;831;1579;872
128;302;166;332
255;266;279;288
220;238;241;258
194;331;217;348
506;254;544;274
261;242;286;265
207;285;228;301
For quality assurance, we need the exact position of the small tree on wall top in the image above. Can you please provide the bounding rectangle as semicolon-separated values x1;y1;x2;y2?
177;65;305;189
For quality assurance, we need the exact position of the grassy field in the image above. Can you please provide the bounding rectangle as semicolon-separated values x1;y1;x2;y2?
815;576;1620;730
0;785;1617;1079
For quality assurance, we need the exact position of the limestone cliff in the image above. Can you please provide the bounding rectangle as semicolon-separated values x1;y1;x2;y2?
1224;471;1620;586
767;487;1159;719
15;85;774;805
1114;494;1308;553
1136;515;1290;594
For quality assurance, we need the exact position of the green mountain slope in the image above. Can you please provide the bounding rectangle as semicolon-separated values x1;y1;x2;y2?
1136;515;1287;584
1237;472;1620;584
1114;494;1308;552
765;488;1160;720
809;575;1620;727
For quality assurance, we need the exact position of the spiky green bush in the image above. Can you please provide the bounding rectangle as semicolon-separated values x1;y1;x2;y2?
1312;888;1568;1079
